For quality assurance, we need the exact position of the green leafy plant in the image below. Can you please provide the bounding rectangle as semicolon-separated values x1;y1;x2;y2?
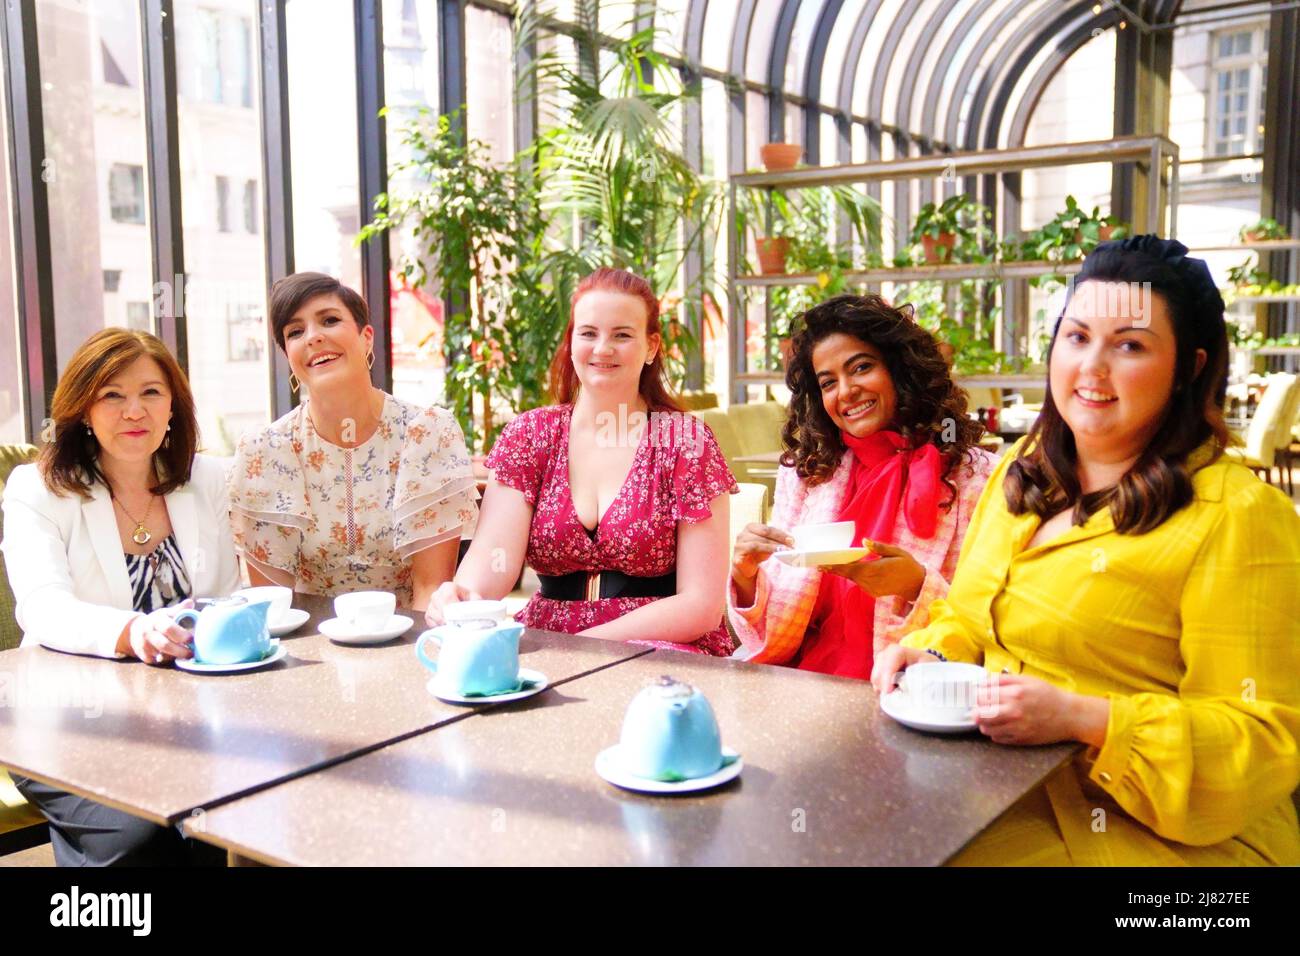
517;1;724;385
908;194;991;264
1017;196;1128;264
359;109;569;453
896;279;1026;376
1239;217;1288;242
736;185;882;355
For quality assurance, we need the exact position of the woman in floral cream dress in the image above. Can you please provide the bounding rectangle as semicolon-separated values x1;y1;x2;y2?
229;273;477;609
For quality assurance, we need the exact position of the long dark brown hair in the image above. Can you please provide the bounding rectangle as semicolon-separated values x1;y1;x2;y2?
39;328;199;498
548;267;685;413
1004;236;1231;534
781;293;984;503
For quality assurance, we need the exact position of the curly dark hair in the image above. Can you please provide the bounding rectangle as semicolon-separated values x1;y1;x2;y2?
780;293;985;503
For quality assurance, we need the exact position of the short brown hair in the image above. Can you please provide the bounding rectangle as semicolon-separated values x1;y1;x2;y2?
269;272;369;350
39;328;199;498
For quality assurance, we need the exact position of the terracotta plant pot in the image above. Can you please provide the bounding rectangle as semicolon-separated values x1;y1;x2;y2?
755;237;789;275
760;142;803;172
921;232;957;264
1241;230;1269;244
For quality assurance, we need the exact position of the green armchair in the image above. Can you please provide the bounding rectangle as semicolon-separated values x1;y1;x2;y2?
0;443;49;855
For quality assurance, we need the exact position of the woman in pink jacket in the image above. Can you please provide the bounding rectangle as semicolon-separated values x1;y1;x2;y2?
729;293;996;680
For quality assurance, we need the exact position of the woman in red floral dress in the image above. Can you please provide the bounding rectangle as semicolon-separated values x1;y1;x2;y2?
427;268;737;655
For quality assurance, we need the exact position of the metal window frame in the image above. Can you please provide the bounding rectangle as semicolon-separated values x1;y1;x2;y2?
356;0;392;392
140;0;187;365
258;0;295;418
2;0;56;442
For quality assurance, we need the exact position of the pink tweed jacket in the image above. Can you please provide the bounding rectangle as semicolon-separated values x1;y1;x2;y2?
729;446;998;665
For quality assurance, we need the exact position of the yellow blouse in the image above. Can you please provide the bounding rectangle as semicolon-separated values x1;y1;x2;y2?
901;441;1300;866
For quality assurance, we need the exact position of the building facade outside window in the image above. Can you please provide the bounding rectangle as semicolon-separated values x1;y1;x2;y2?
1208;25;1268;157
216;175;231;232
108;164;145;224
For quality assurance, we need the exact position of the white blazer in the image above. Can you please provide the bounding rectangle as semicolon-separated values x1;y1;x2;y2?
1;455;242;658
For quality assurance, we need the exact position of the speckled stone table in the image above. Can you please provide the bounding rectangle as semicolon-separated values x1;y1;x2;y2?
0;594;650;825
183;648;1078;865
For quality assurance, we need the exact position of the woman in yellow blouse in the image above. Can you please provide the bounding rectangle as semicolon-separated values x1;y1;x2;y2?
874;235;1300;866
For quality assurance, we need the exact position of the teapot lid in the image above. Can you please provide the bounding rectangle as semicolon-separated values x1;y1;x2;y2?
644;675;694;700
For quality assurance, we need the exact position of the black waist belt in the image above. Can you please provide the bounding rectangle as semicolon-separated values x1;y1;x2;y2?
537;569;677;601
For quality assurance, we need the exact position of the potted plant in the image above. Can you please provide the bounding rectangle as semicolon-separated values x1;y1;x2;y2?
360;110;562;452
760;142;803;172
738;189;796;274
909;195;991;264
1018;196;1128;264
1239;217;1288;243
756;186;882;363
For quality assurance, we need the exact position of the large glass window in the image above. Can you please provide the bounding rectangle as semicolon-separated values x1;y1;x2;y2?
176;0;269;455
381;0;444;409
701;0;739;72
784;0;826;96
37;0;153;369
465;6;514;163
746;0;783;84
286;0;361;287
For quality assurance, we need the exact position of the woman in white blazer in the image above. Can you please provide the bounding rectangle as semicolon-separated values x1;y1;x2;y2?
1;328;239;865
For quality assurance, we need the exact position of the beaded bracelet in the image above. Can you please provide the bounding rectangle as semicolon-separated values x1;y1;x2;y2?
924;648;948;662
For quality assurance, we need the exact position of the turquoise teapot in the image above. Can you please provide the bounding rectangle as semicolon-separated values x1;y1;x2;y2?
619;676;724;781
174;597;273;665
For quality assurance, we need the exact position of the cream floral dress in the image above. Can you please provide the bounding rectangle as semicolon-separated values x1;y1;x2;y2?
229;394;478;606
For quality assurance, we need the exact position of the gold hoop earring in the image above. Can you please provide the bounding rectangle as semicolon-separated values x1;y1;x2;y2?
289;373;300;394
366;350;375;371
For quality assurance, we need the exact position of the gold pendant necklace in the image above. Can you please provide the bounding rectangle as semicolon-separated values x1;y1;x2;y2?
113;493;157;546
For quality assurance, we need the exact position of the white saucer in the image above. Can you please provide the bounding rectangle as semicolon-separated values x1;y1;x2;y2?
773;547;870;568
425;667;549;705
319;615;414;645
268;608;311;637
879;688;978;734
176;643;286;674
595;745;743;794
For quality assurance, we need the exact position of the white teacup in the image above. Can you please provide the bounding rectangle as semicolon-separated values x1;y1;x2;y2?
444;600;509;627
897;662;987;719
232;586;293;626
334;590;396;633
791;520;856;553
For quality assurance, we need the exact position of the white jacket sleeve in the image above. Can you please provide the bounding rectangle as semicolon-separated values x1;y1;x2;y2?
1;466;135;658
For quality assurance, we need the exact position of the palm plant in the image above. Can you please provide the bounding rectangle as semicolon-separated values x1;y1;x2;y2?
516;1;725;383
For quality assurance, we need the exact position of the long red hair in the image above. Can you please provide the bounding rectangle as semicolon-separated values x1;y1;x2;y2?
547;267;685;412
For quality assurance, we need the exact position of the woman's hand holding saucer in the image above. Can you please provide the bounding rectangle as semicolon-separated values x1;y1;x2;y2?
121;599;196;664
824;539;925;601
425;581;483;627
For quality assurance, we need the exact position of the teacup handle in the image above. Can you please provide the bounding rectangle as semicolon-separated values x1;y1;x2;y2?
415;631;439;672
172;609;199;632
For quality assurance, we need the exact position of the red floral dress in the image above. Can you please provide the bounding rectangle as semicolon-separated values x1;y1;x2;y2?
485;404;738;656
